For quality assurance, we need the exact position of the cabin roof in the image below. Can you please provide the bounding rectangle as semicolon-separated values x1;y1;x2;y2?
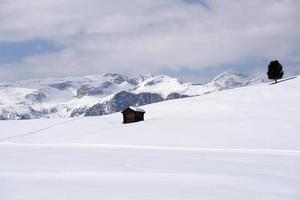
122;106;145;113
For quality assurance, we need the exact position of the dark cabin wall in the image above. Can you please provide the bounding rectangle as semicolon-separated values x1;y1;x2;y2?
136;112;144;121
123;110;136;123
122;109;145;123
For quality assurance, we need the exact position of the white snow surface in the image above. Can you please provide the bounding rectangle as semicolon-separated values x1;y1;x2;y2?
0;77;299;200
126;106;146;113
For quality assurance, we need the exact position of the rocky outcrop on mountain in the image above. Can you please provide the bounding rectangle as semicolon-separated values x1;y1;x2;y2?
80;91;191;117
103;73;128;84
25;92;47;103
70;106;88;117
84;91;164;116
0;106;43;120
76;81;114;98
166;93;189;100
49;81;73;90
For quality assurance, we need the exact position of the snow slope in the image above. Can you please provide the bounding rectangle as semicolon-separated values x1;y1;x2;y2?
0;77;299;200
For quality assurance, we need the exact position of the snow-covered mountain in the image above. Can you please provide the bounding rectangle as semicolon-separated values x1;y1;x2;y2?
0;72;264;120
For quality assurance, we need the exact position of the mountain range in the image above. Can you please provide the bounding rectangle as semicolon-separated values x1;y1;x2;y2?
0;72;264;120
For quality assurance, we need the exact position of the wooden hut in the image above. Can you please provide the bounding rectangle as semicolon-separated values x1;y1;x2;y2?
121;107;145;124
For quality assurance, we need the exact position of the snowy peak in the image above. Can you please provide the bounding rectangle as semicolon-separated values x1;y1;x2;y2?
101;73;129;84
133;72;264;98
210;72;264;90
212;72;246;82
130;74;155;85
133;75;183;97
142;75;182;87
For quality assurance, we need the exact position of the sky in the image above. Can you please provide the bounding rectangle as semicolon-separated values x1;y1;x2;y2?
0;0;299;82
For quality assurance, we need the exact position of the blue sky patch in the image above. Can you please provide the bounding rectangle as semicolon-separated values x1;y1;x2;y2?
0;39;62;63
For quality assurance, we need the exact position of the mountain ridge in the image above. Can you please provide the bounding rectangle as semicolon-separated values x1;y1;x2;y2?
0;72;264;120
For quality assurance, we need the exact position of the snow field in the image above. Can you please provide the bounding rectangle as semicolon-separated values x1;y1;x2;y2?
0;77;299;200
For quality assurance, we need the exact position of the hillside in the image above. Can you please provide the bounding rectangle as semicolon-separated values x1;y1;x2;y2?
0;76;299;200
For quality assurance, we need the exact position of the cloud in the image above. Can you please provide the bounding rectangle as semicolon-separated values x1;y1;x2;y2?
0;0;299;81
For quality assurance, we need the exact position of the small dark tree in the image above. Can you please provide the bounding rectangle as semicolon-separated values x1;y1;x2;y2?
267;60;284;83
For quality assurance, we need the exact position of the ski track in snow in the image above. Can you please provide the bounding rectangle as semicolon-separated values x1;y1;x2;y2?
1;142;300;156
0;117;80;142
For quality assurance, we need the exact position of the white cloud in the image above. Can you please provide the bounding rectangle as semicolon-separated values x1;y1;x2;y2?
0;0;299;81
